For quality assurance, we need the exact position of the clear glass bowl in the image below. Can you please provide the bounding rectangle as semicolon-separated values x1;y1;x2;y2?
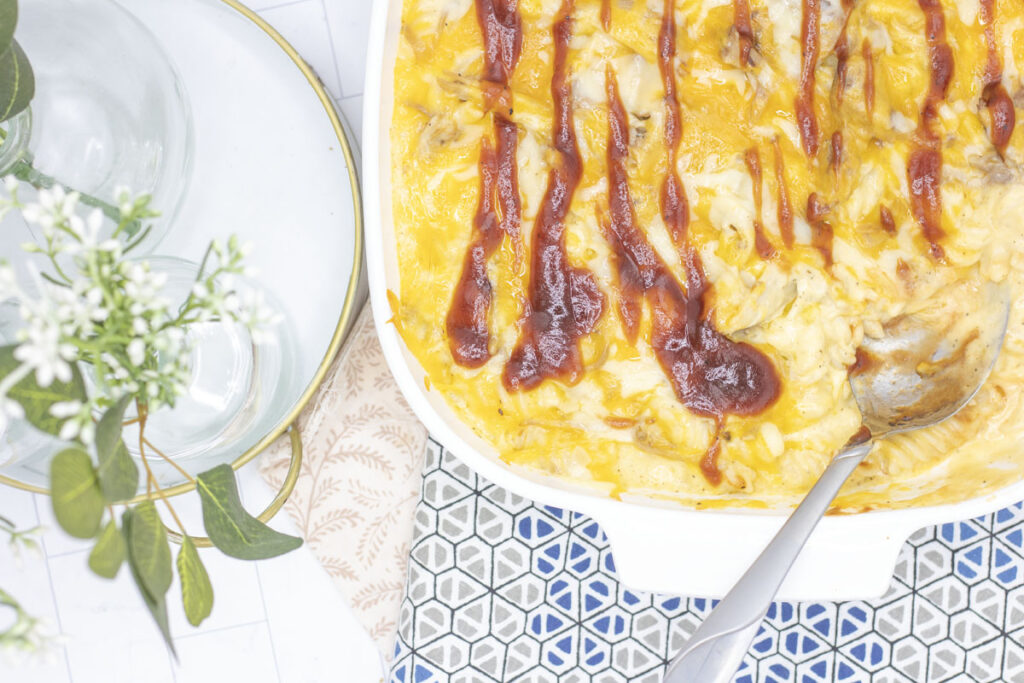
0;0;193;250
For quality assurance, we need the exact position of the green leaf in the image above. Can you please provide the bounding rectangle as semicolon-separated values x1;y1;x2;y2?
88;519;125;579
0;345;86;438
0;0;16;55
0;39;33;124
94;396;139;502
122;509;176;657
177;536;213;627
49;448;104;539
196;464;302;560
125;500;173;601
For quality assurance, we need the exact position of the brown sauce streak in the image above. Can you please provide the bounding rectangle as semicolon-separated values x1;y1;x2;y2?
880;204;896;234
503;0;604;391
845;424;872;446
807;193;834;267
980;0;1015;155
907;0;952;261
849;348;877;376
833;0;854;105
659;0;690;246
476;0;522;97
733;0;754;67
744;148;776;259
604;416;636;429
796;0;821;157
896;257;913;288
446;141;501;366
700;438;723;487
605;68;780;487
752;223;776;259
772;138;795;248
830;130;843;175
862;39;875;116
447;0;524;367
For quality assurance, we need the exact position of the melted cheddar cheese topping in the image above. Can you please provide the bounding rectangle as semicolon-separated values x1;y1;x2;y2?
390;0;1024;510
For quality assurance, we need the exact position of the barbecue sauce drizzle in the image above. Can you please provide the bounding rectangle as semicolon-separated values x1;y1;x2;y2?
446;0;523;367
733;0;754;67
772;138;796;248
502;0;605;392
659;0;690;247
907;0;952;261
744;148;777;259
830;130;843;176
602;5;780;485
833;0;854;106
796;0;821;157
862;39;875;116
980;0;1015;155
606;74;780;483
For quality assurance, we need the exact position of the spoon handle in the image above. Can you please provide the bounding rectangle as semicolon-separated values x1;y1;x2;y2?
663;440;873;683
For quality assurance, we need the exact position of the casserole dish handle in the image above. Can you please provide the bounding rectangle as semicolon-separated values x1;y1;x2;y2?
594;506;912;601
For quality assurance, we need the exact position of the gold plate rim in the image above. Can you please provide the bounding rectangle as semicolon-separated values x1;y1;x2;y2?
0;0;364;498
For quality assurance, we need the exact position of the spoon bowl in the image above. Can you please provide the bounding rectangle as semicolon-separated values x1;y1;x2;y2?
851;279;1011;436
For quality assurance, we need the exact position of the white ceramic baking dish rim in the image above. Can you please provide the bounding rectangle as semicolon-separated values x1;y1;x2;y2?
361;0;1024;601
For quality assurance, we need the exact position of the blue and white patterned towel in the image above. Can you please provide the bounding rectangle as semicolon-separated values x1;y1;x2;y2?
389;440;1024;682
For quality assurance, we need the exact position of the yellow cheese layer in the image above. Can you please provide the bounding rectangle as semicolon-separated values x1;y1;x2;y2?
391;0;1024;510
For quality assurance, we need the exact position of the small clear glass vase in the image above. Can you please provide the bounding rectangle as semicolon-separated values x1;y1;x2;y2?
0;0;193;250
0;256;296;491
117;257;296;479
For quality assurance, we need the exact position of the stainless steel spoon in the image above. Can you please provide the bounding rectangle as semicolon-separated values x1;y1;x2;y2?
664;279;1011;683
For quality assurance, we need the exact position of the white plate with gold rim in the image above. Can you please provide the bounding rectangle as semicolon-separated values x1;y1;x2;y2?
0;0;362;494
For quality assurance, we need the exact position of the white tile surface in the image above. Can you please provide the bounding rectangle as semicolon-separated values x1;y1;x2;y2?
0;0;384;681
0;492;70;683
47;550;176;683
259;0;343;99
259;545;385;683
322;0;373;97
173;622;279;683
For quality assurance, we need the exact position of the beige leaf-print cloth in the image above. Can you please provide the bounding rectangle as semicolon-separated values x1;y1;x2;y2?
260;303;427;657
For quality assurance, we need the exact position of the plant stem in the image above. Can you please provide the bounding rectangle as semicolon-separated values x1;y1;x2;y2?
8;159;142;237
135;402;186;535
152;483;186;536
142;437;195;484
137;403;154;496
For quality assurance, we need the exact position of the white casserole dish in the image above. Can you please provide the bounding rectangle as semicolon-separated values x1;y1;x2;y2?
361;0;1024;600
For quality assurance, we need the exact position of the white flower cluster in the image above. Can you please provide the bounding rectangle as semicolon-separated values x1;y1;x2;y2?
0;181;277;444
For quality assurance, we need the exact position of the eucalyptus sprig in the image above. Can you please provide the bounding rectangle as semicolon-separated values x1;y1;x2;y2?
0;184;299;655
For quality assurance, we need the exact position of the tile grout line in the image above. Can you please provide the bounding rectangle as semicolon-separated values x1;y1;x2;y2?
171;617;272;642
32;494;76;683
43;548;91;560
250;0;312;13
167;644;179;683
318;0;349;100
254;563;284;683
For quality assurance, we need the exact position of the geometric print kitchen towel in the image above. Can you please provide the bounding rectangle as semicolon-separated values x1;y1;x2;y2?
389;439;1024;682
